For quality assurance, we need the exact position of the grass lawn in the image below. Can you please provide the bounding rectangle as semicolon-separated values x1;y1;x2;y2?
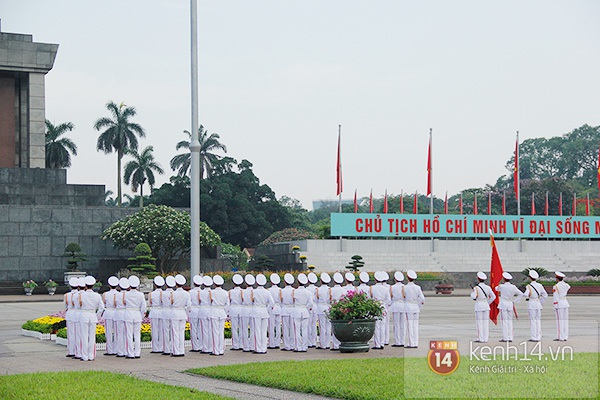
0;371;231;400
189;353;599;399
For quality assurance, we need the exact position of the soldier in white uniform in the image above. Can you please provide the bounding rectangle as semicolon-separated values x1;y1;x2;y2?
293;273;314;352
242;274;256;352
199;276;214;354
252;274;275;354
102;276;120;356
228;274;244;351
280;273;295;351
210;275;230;355
64;277;79;358
357;271;370;295
370;271;391;349
390;271;406;347
381;271;391;345
170;274;191;356
330;272;347;351
161;276;176;355
524;270;548;342
148;276;165;353
73;277;86;359
114;277;129;358
344;272;356;291
553;271;570;341
124;276;146;358
470;271;496;343
306;272;319;348
403;270;425;348
188;275;203;352
315;272;332;349
80;276;105;361
495;272;523;342
267;273;282;349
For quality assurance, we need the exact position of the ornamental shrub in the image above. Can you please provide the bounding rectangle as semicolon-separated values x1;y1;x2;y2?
127;242;157;277
259;228;317;245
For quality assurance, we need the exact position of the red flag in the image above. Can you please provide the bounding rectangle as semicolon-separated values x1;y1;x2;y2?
459;193;463;215
413;192;418;214
336;127;343;196
383;190;388;214
444;191;448;214
502;191;506;215
369;189;373;213
572;193;577;216
400;191;404;213
597;143;600;195
353;189;358;213
427;131;432;196
586;193;590;216
473;193;478;215
489;233;504;325
531;192;536;216
559;192;563;216
545;192;549;216
513;133;519;197
487;192;492;215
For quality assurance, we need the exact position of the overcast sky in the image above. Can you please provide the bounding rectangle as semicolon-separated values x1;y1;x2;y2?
3;1;600;209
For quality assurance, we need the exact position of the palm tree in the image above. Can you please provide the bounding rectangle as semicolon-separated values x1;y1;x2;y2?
124;146;164;207
45;119;77;169
93;101;145;207
169;125;227;178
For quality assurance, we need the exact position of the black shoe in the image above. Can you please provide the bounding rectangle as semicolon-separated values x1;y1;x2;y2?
134;356;140;358
553;338;561;341
201;351;211;354
253;351;266;354
115;355;124;358
66;354;75;357
171;354;185;357
391;345;404;347
162;353;171;355
528;339;540;342
189;349;200;352
308;345;316;348
73;356;82;359
371;346;384;350
125;356;135;359
150;351;162;353
230;348;242;351
280;348;292;351
499;339;508;342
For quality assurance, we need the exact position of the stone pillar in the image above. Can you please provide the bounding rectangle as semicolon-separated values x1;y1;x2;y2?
28;72;45;168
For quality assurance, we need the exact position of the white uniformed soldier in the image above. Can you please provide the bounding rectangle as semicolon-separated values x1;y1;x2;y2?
357;271;370;295
73;277;86;359
64;277;79;358
161;276;176;355
114;277;129;358
344;272;356;291
242;274;256;352
390;271;406;347
381;271;391;345
188;275;203;352
252;274;275;354
495;272;523;342
80;276;105;361
148;276;165;353
199;276;213;353
306;272;319;348
403;270;425;348
210;275;230;355
292;273;314;352
228;274;244;351
370;271;391;349
280;273;295;351
267;273;282;349
524;270;548;342
315;272;332;349
170;274;191;357
470;271;496;343
124;275;146;359
330;272;347;351
553;271;570;341
102;276;120;356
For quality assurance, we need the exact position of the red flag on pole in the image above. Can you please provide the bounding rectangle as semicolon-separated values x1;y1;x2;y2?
473;193;478;215
383;190;388;214
400;191;404;213
444;191;448;214
427;132;432;196
559;192;563;216
413;192;418;214
545;192;549;216
531;192;536;215
502;191;506;215
572;193;577;216
459;193;463;215
369;189;373;213
336;129;342;196
489;233;504;325
513;135;519;197
586;193;590;216
487;192;492;215
353;189;358;213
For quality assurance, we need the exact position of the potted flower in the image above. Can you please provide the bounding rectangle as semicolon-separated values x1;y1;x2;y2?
22;280;38;296
291;245;300;254
307;264;316;272
44;279;59;295
299;255;307;263
434;273;455;294
327;290;383;353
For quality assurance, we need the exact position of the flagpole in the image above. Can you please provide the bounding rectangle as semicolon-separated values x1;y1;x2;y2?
337;125;342;251
428;129;434;252
515;131;522;252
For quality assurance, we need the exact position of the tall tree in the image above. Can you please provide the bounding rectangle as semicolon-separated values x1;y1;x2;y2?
93;101;145;206
45;119;77;169
123;146;164;207
169;125;227;178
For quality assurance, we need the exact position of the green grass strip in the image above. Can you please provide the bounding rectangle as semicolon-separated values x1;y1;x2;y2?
0;371;231;400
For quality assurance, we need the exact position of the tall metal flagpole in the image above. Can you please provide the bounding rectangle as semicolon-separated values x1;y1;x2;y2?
516;131;522;252
190;0;201;277
429;128;434;252
338;125;343;251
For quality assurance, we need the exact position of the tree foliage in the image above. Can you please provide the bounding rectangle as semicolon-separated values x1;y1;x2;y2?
45;119;77;169
123;145;164;207
260;228;318;246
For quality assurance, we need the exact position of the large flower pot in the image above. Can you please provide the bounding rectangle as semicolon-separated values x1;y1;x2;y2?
331;319;376;353
24;288;33;296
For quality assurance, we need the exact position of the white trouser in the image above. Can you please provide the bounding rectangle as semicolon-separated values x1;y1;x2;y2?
230;314;243;349
374;318;386;348
293;315;309;351
200;316;212;353
392;311;406;346
383;312;390;344
74;320;81;358
171;319;186;356
555;308;569;340
210;317;226;355
317;313;331;349
308;311;318;347
281;315;294;350
104;318;116;354
66;320;76;356
125;320;141;357
242;315;255;351
253;316;269;353
81;320;97;361
500;309;514;341
190;316;202;351
528;309;542;341
116;320;126;356
150;317;163;352
405;312;420;347
268;313;281;348
475;310;490;342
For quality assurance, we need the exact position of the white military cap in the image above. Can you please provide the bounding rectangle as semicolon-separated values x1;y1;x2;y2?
359;271;370;283
345;272;355;282
85;276;96;286
245;274;256;286
284;273;295;285
256;274;267;286
202;275;213;286
308;272;318;284
270;273;281;285
193;275;203;286
68;277;78;287
555;271;566;278
175;275;186;286
77;277;86;287
119;277;130;289
213;275;224;286
232;274;244;285
477;271;487;280
128;275;140;288
165;275;176;287
333;272;344;284
394;271;404;282
407;270;418;280
502;272;513;280
108;276;119;287
320;272;331;284
154;276;165;287
382;271;390;281
298;273;308;285
529;270;539;279
374;271;384;282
